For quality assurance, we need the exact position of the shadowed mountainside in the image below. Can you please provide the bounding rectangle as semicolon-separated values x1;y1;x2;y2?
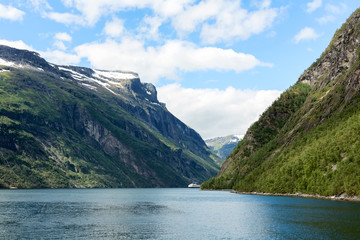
0;45;221;188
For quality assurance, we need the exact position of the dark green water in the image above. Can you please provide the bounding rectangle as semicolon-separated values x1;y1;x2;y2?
0;188;359;239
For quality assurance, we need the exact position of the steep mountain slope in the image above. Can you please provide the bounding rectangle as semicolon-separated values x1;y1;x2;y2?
0;45;221;188
202;8;360;197
205;135;242;160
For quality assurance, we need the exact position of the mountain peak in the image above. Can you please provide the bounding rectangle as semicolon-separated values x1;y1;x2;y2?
0;45;56;73
0;44;160;105
0;45;221;188
298;8;360;89
205;135;242;161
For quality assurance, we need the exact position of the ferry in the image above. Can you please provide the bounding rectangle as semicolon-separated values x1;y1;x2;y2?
188;183;200;188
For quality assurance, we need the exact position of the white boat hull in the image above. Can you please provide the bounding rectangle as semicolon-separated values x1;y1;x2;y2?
188;183;200;188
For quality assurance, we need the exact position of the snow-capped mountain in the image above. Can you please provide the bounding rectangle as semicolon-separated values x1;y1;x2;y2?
0;45;221;188
205;135;243;160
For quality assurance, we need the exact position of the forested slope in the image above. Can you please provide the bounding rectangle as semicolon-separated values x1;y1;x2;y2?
202;8;360;197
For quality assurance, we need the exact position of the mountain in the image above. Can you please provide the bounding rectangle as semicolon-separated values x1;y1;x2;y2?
202;8;360;198
205;135;242;160
0;45;221;188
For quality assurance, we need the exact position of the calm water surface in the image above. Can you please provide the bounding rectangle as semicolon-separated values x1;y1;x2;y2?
0;188;359;239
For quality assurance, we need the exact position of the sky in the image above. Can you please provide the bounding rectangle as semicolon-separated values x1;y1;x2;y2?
0;0;358;139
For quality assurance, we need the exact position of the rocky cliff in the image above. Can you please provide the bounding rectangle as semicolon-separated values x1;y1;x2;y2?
202;8;360;198
0;45;221;188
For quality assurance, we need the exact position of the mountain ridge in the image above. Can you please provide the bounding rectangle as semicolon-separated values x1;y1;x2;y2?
0;44;221;188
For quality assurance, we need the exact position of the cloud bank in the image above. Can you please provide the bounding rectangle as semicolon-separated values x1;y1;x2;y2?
157;84;282;139
42;0;280;45
2;0;281;84
75;39;272;83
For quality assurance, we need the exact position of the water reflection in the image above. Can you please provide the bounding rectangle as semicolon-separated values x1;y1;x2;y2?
0;199;174;239
244;195;360;240
126;201;169;215
0;189;359;239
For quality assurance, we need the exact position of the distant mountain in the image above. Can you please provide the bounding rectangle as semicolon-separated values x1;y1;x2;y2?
0;45;221;188
205;135;242;160
202;8;360;198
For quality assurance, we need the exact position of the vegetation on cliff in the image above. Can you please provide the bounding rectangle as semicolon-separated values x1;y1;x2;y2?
0;46;221;188
202;8;360;197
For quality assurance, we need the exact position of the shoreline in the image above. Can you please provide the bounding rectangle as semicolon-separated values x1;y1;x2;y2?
231;190;360;202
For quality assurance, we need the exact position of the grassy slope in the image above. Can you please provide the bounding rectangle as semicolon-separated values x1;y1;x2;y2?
203;79;360;197
202;83;312;189
0;66;218;188
202;9;360;197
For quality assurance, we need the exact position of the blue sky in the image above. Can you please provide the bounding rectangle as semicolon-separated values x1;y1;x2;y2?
0;0;358;139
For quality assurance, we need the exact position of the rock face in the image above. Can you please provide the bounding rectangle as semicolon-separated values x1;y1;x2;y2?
202;8;360;197
0;45;221;188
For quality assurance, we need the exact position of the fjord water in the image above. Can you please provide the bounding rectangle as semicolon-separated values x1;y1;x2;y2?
0;189;359;239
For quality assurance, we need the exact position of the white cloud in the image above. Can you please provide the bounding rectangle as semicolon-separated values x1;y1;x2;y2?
52;0;192;27
306;0;322;13
200;5;278;44
40;50;81;65
61;0;74;7
28;0;52;12
259;0;271;9
53;41;67;50
103;17;125;38
137;15;164;41
0;4;25;21
150;0;194;17
55;32;72;42
316;3;347;25
46;0;281;44
316;15;335;24
0;39;79;65
53;33;72;50
172;0;279;44
294;27;320;44
325;3;347;15
58;0;136;26
0;40;33;51
251;0;272;9
45;12;86;25
75;38;272;83
157;83;282;139
172;0;222;36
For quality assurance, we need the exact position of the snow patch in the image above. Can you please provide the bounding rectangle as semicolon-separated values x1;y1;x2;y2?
234;134;244;140
0;69;10;73
0;58;16;67
93;70;138;81
93;72;123;88
0;58;45;72
81;83;97;90
59;66;121;96
59;66;88;81
151;102;161;106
